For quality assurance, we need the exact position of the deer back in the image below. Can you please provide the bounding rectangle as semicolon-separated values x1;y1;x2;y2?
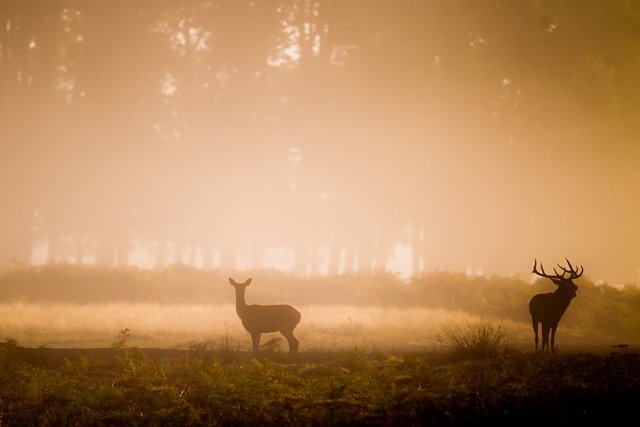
529;290;574;325
240;304;301;333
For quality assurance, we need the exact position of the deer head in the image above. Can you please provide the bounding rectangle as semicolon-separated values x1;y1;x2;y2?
229;277;252;289
532;258;583;297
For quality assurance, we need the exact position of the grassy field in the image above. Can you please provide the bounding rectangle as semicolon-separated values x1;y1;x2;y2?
0;302;586;351
1;267;639;424
1;326;638;426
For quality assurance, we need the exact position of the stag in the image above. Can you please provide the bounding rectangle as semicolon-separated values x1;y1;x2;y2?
228;277;301;354
529;258;583;353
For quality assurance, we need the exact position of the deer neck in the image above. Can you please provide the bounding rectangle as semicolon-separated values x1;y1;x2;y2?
554;288;574;311
234;288;248;316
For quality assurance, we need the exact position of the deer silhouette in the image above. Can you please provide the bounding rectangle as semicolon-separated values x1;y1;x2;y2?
529;258;583;353
228;277;301;354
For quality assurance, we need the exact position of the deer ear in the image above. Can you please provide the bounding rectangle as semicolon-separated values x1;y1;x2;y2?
228;277;236;285
245;278;252;286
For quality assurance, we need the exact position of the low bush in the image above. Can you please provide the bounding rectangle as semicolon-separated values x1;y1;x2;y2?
436;319;520;360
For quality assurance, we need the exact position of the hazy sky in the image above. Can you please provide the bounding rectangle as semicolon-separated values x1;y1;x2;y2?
1;1;639;284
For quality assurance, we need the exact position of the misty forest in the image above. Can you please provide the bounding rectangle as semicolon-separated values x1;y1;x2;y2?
1;1;640;426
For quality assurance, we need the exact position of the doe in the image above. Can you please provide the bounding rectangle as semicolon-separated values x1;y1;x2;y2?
228;277;301;354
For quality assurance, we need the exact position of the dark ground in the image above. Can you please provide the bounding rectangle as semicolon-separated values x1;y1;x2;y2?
3;343;640;426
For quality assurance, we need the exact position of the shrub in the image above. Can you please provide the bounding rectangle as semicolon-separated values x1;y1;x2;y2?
436;319;519;360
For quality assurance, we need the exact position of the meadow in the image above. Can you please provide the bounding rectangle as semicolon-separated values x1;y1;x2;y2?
1;264;637;350
0;301;530;351
1;265;639;425
1;324;638;426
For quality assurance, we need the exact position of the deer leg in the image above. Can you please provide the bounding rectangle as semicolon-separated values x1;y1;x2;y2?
250;332;261;354
541;323;551;353
550;324;558;354
281;330;299;353
531;319;539;352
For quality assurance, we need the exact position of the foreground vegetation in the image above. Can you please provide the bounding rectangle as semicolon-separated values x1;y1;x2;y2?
0;327;639;426
1;266;639;424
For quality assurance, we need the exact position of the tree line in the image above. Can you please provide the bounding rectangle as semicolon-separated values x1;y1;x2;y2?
1;1;639;281
1;264;638;341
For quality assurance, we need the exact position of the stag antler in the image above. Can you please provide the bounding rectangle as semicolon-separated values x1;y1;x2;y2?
533;258;583;281
532;258;558;279
555;258;584;279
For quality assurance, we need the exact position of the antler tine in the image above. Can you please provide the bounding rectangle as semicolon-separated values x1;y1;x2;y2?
572;263;584;279
533;258;541;274
555;263;572;279
549;258;583;280
565;258;574;271
563;258;584;279
533;258;561;279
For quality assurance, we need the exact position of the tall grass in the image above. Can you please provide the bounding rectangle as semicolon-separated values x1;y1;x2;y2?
436;319;520;360
2;265;640;344
0;302;520;351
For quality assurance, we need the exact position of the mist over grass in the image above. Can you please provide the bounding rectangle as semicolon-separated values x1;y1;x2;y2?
0;265;638;349
0;302;516;351
1;266;639;425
